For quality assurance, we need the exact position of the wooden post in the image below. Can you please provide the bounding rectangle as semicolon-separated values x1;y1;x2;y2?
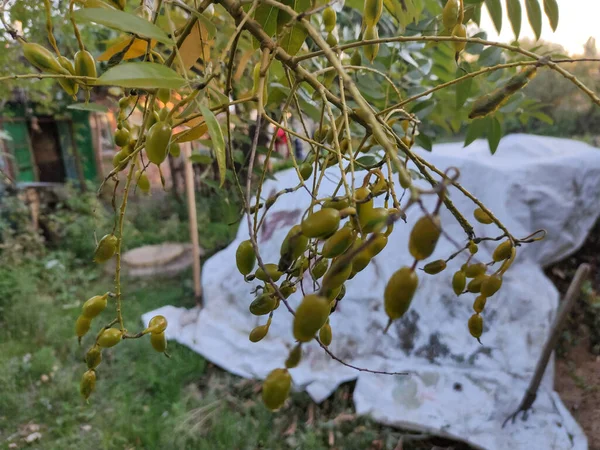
183;142;202;306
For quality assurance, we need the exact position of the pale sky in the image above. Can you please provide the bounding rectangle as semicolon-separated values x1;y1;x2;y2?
478;0;599;55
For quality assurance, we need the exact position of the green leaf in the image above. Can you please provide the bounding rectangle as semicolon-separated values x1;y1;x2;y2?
525;0;542;41
485;0;502;33
543;0;559;32
278;0;310;56
531;111;554;124
72;8;173;45
253;4;279;49
464;118;489;147
355;155;378;167
200;105;226;186
416;133;433;151
190;153;213;164
456;76;473;109
505;0;521;38
95;62;187;89
67;102;109;112
487;117;502;154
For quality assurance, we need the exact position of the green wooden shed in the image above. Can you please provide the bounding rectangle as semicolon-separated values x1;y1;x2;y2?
0;104;114;186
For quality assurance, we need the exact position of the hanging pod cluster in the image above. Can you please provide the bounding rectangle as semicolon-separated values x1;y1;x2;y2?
19;39;96;99
362;0;383;62
237;169;406;410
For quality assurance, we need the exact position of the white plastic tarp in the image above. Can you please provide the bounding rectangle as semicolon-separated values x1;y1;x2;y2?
143;134;600;450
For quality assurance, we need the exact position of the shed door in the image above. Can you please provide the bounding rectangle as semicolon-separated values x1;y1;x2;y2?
2;121;36;182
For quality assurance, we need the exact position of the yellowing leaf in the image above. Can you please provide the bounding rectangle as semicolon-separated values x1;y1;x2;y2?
97;37;157;61
178;22;212;70
173;123;208;143
200;105;226;186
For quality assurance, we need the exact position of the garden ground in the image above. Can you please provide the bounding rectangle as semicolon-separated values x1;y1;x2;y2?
0;189;598;450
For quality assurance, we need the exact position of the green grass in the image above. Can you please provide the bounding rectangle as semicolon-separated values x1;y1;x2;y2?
0;256;470;450
0;188;469;450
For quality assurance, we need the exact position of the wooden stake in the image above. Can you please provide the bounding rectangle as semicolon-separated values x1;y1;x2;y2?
183;142;202;306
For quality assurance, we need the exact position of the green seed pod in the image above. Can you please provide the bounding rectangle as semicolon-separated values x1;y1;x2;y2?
97;328;122;348
468;313;483;339
56;56;79;97
464;262;486;278
442;0;460;31
323;6;337;32
249;293;277;316
279;225;309;271
146;121;172;165
299;163;313;181
325;284;342;302
368;233;388;257
493;241;513;262
363;25;379;62
158;107;169;122
473;208;493;224
144;315;168;334
301;208;341;238
249;320;271;342
469;67;537;120
408;215;441;261
355;186;373;217
363;0;383;28
285;344;302;368
21;42;65;73
473;295;487;313
93;234;118;263
148;110;160;128
468;241;478;254
118;96;131;109
80;369;96;400
85;345;102;369
322;227;355;258
112;149;128;171
82;293;109;319
384;267;419;320
350;241;371;277
451;23;467;53
157;88;171;103
423;259;447;275
236;240;256;276
74;50;97;79
255;264;283;282
290;257;309;277
322;258;352;292
169;142;181;158
467;275;487;293
319;321;332;346
312;258;329;280
326;32;338;47
150;332;167;352
114;127;130;147
262;368;292;411
135;170;151;193
279;280;296;298
293;294;331;342
481;274;502;297
359;207;388;234
452;270;466;295
75;315;91;338
323;197;350;211
350;49;362;66
499;248;517;273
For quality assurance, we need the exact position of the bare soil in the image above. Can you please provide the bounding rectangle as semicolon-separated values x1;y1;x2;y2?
547;219;600;450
